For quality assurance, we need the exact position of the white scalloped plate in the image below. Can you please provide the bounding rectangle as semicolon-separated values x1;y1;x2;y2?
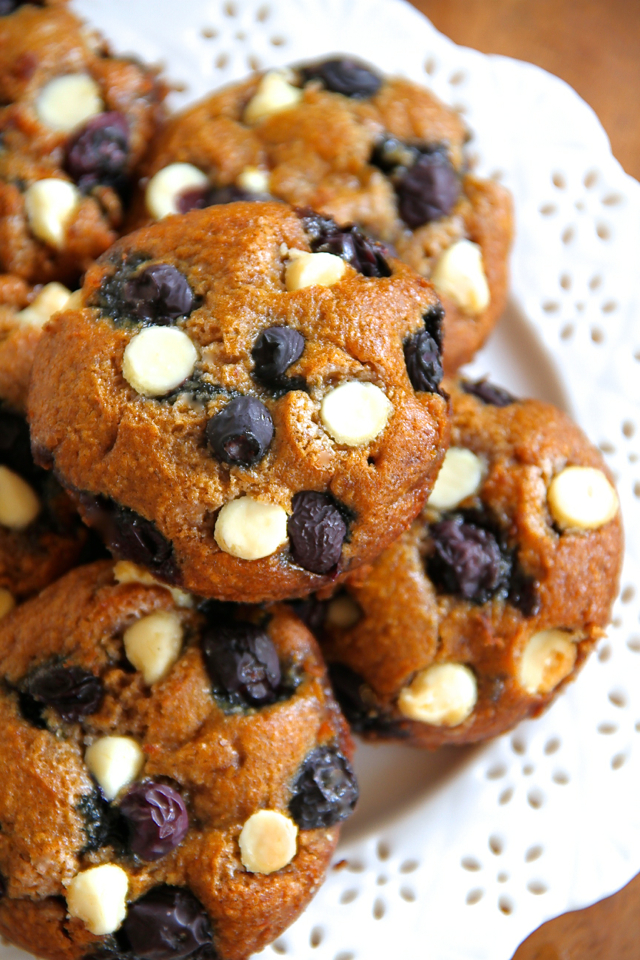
17;1;640;959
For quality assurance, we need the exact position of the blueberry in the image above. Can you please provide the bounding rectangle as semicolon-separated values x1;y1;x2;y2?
0;407;38;480
508;566;541;618
287;492;347;574
404;329;443;393
78;494;180;584
205;396;273;467
301;58;382;99
370;135;421;174
298;210;391;278
0;0;39;13
119;886;214;960
427;515;510;604
201;621;281;706
423;301;445;351
0;875;5;898
289;745;358;829
252;327;305;385
120;781;189;861
65;112;129;192
122;263;195;325
461;378;517;407
396;151;460;228
23;665;104;723
177;184;270;214
77;791;128;854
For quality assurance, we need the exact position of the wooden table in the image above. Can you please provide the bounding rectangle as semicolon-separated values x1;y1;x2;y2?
407;1;640;955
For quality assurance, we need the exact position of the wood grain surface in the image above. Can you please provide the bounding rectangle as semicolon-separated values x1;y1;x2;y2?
407;1;640;955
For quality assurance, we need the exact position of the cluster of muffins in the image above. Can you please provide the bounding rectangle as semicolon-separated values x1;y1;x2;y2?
0;4;623;960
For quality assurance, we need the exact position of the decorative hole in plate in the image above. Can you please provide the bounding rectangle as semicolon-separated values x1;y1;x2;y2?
552;172;566;189
543;301;560;313
499;787;514;805
523;764;534;776
591;327;605;343
400;886;417;902
527;788;544;809
335;954;355;960
602;193;623;206
559;273;571;289
552;770;570;785
544;737;561;755
561;226;575;244
372;898;385;920
627;636;640;652
611;753;627;770
376;875;388;886
376;840;391;861
525;845;543;863
489;835;504;855
400;859;419;873
622;420;635;437
511;736;526;755
449;70;466;85
461;857;481;872
598;643;612;662
598;722;618;735
310;928;323;948
424;56;437;75
466;889;484;905
498;896;514;915
340;889;358;905
596;222;611;240
560;323;574;339
621;585;635;603
527;881;548;895
539;203;557;215
609;689;628;708
272;941;287;955
256;4;270;21
589;274;603;290
487;763;507;780
583;170;599;188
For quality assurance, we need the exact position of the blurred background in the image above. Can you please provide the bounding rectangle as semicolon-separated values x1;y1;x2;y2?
409;2;640;956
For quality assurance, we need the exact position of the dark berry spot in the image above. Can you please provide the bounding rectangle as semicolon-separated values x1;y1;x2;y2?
0;874;5;898
298;210;391;278
301;58;382;99
252;327;305;386
23;665;104;723
428;515;511;604
0;0;40;13
423;301;445;351
120;781;189;861
289;745;358;829
65;112;129;193
77;792;128;854
201;621;281;707
396;150;460;228
461;378;517;407
288;491;347;574
17;690;46;728
289;596;327;636
206;396;273;467
122;264;195;325
177;184;270;214
508;567;541;618
370;135;421;174
119;886;214;960
0;406;39;480
404;330;443;393
78;494;179;584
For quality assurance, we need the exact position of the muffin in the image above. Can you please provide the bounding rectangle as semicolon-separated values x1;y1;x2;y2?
0;560;357;960
132;57;512;373
314;378;623;747
28;201;450;602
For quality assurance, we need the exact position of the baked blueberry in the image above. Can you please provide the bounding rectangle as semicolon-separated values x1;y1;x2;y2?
23;664;104;722
395;150;460;228
122;264;195;325
206;397;274;467
288;492;347;575
65;112;129;192
428;515;510;604
120;886;213;960
201;621;281;707
299;210;391;278
301;58;382;99
252;327;305;385
120;781;189;861
177;184;270;213
289;745;358;829
404;329;443;393
461;377;516;407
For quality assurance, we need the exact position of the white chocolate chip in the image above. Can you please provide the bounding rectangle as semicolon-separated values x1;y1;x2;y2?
113;560;193;608
16;282;72;327
397;663;477;727
145;163;209;220
519;629;577;695
432;239;490;315
239;810;298;874
243;71;303;124
123;611;183;685
0;588;15;619
547;466;618;531
35;73;103;133
66;864;128;936
85;736;145;801
285;249;346;291
122;326;197;397
427;447;484;511
24;179;80;249
321;381;393;446
215;497;288;561
0;466;40;530
325;594;361;629
236;166;270;194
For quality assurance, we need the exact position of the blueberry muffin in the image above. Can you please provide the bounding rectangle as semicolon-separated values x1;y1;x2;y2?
28;201;450;602
0;1;166;284
0;559;357;960
314;379;623;747
132;58;512;374
0;402;91;612
0;273;75;413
